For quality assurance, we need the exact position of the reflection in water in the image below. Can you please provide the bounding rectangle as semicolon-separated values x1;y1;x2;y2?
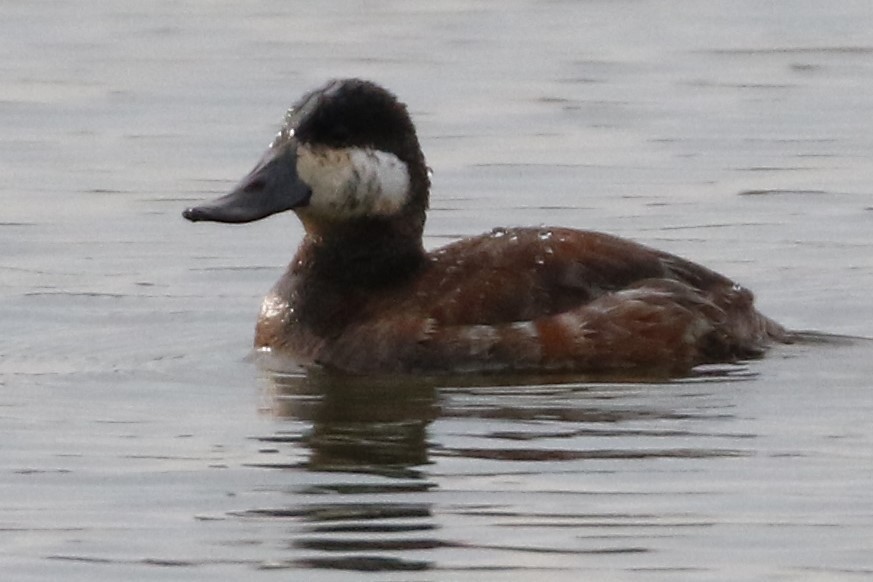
268;372;439;474
246;373;442;571
235;368;755;572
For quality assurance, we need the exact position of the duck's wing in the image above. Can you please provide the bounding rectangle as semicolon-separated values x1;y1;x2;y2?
318;276;723;374
416;227;741;324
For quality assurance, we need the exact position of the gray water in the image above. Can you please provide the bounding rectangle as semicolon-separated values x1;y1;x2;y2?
3;2;873;580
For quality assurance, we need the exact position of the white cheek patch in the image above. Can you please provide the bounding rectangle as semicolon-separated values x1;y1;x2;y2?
350;149;411;214
296;145;410;218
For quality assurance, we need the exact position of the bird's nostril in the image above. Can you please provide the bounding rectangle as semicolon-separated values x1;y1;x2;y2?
243;178;267;193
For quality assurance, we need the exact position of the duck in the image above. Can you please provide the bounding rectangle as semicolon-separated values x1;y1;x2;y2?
183;78;787;375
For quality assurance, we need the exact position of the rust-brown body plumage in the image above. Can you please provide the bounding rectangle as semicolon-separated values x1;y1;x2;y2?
255;226;784;374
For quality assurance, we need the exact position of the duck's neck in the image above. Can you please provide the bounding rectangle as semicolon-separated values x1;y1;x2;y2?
293;215;428;290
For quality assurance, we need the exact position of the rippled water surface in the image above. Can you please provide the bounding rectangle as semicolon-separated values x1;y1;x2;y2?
3;2;873;580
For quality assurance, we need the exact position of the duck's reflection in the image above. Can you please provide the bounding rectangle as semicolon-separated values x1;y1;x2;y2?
244;367;753;572
251;372;443;572
267;371;439;474
261;366;753;469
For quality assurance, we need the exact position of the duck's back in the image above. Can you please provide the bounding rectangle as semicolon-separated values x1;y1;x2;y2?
415;227;731;324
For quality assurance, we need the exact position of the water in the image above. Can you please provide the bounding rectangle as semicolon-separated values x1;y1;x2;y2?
3;1;873;580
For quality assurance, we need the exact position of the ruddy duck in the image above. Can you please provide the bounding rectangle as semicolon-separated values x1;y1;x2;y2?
184;78;787;375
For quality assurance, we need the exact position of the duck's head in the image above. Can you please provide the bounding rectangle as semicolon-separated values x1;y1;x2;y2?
183;79;429;237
